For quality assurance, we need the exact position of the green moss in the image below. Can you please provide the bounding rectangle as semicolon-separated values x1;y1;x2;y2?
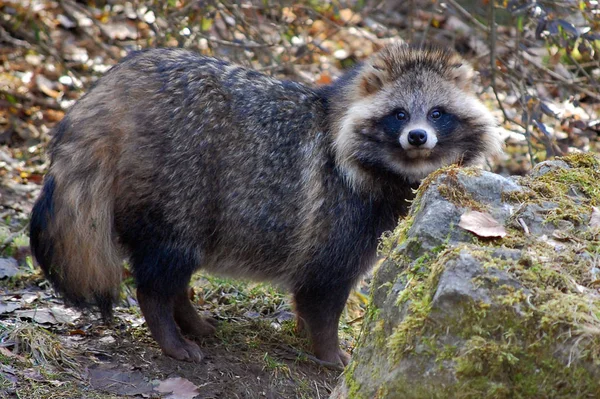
344;360;362;398
436;168;487;212
561;152;600;169
506;153;600;228
501;186;535;203
416;164;458;199
450;304;600;398
387;247;453;361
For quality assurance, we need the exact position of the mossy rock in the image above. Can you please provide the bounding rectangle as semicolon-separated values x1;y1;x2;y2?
333;154;600;399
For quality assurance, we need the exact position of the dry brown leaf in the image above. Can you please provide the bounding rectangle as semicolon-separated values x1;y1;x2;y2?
590;207;600;229
316;73;333;85
156;377;200;399
43;109;65;122
458;210;507;238
36;75;60;99
339;8;360;24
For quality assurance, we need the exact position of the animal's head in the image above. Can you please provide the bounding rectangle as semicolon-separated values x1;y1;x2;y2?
332;42;501;190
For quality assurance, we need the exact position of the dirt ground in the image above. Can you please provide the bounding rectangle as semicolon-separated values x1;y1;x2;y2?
1;270;349;399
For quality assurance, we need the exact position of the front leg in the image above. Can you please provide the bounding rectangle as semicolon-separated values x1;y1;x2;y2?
293;280;353;367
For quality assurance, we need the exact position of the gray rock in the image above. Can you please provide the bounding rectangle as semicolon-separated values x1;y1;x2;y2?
530;159;570;178
431;250;523;314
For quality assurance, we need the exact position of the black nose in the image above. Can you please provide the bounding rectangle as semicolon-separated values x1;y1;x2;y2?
407;129;428;146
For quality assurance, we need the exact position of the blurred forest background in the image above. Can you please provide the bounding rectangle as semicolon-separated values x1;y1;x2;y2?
0;1;599;398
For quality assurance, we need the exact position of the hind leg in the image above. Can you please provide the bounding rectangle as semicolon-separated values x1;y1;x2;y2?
174;287;217;339
136;289;203;362
130;243;204;362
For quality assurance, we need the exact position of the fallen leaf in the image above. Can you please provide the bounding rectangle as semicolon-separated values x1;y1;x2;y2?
339;8;360;24
25;172;44;184
15;306;81;325
57;14;77;29
21;293;40;304
100;22;138;40
156;377;200;399
22;368;46;381
0;257;20;278
0;363;18;385
88;365;154;396
458;211;507;238
0;302;22;314
590;207;600;229
272;309;295;323
99;336;116;344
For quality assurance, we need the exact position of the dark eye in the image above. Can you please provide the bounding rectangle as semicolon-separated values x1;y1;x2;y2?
396;110;408;121
430;109;442;120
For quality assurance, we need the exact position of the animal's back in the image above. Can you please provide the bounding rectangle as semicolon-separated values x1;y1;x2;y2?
89;49;328;282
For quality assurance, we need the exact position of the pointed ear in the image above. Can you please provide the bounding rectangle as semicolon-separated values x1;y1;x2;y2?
357;58;391;96
448;59;474;90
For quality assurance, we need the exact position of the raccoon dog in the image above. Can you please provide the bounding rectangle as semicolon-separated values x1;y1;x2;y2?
30;42;499;366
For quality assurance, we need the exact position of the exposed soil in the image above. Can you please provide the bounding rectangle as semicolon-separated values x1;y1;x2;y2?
2;275;345;399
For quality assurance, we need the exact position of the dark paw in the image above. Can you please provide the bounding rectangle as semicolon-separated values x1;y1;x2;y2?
162;338;203;362
316;348;351;368
204;317;219;328
180;317;217;339
175;311;219;339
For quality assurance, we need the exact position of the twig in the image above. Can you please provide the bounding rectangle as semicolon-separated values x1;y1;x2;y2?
0;24;31;48
523;53;600;101
418;9;435;48
566;53;600;92
0;204;28;214
0;89;63;111
523;103;536;167
488;4;517;127
0;18;83;83
518;218;530;235
445;0;490;33
198;34;274;49
258;2;372;77
59;0;120;60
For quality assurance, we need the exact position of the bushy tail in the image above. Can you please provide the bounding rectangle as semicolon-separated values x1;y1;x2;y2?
30;127;122;320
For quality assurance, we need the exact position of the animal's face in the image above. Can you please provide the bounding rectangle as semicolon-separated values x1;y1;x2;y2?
353;68;497;182
333;43;501;187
